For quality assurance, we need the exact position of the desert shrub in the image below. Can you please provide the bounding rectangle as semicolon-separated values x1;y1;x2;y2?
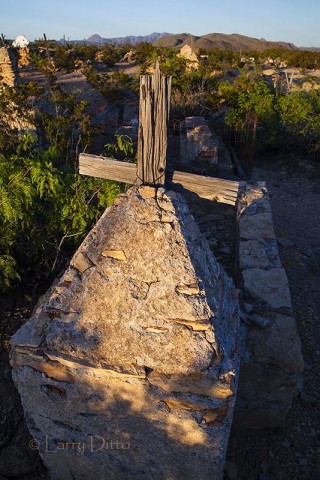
0;134;122;291
134;43;158;65
277;89;320;156
103;133;136;161
0;77;123;291
83;66;127;102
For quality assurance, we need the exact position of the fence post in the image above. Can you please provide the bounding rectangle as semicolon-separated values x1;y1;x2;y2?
137;63;171;185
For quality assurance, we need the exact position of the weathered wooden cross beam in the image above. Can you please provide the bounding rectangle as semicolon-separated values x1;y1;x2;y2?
79;63;239;206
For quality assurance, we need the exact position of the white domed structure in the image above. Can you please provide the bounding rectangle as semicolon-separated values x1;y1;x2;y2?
12;35;29;48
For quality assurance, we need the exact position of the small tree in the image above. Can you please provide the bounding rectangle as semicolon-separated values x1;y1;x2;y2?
219;74;277;172
278;89;320;156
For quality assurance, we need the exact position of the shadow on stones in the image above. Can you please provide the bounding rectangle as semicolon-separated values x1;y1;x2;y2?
8;187;240;479
168;183;237;279
25;381;222;480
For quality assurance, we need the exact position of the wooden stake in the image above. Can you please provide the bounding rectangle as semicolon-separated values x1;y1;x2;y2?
137;63;171;185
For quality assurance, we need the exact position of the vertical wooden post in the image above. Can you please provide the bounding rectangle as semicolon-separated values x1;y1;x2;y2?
137;63;172;185
43;33;50;61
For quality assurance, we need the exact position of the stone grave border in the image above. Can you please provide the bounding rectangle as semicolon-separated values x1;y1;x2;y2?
234;181;303;428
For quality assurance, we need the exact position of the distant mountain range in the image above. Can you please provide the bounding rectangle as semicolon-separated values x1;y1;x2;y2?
65;32;318;51
83;32;171;45
300;46;320;52
153;32;297;51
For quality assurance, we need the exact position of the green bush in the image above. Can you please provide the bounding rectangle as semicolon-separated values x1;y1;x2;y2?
0;134;122;292
0;76;124;292
278;90;320;154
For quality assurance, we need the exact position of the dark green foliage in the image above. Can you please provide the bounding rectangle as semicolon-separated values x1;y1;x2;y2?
103;134;136;162
134;43;158;65
219;74;277;135
282;50;320;70
72;44;99;63
218;67;320;159
170;70;220;119
200;49;241;70
0;76;123;292
0;133;122;292
277;89;320;155
83;65;136;102
53;45;76;72
98;44;125;66
28;42;128;74
248;48;320;70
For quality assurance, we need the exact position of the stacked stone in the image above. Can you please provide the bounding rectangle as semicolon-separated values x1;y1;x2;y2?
0;47;19;86
18;47;30;67
180;116;219;173
178;45;199;70
235;182;304;428
11;186;240;480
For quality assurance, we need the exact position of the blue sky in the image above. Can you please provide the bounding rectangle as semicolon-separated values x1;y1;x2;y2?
2;0;319;47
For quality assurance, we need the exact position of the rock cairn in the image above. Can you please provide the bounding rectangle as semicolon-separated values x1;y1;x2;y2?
0;47;19;87
180;117;219;173
11;186;240;480
18;47;30;67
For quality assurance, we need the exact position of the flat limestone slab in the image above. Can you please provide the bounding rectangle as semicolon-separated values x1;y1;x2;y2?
235;182;303;429
240;212;275;240
242;268;292;309
11;187;240;480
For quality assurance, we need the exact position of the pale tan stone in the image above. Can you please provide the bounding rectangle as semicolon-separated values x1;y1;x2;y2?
11;187;240;480
142;326;169;333
240;212;275;239
164;317;211;330
113;193;127;205
176;283;200;295
147;371;234;399
243;268;292;309
138;185;156;199
70;251;93;273
101;249;126;261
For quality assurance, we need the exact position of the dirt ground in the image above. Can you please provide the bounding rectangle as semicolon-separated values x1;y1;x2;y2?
19;67;110;117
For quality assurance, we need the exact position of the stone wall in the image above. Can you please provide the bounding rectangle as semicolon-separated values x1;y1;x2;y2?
234;182;304;428
10;186;240;480
0;47;19;86
18;47;30;67
0;46;34;134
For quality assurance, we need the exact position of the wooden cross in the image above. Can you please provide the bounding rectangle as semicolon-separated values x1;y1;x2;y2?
79;64;239;206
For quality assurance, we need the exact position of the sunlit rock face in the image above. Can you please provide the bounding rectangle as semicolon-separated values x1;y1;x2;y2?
0;47;19;86
10;186;240;480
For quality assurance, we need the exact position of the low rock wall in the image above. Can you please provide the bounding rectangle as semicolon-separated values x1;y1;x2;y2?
234;182;304;428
